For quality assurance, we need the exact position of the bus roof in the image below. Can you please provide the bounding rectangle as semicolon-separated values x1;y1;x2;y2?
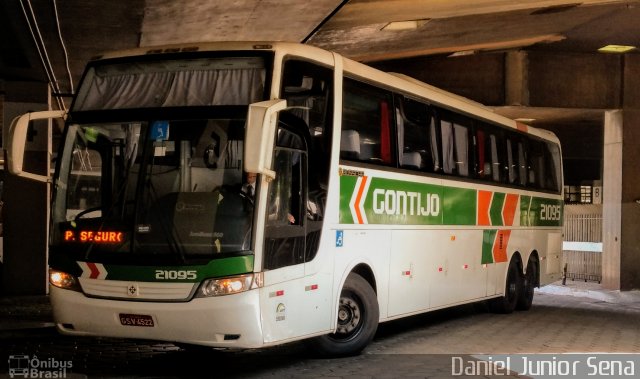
90;41;559;144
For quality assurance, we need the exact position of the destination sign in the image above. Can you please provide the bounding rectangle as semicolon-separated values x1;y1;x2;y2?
64;230;125;243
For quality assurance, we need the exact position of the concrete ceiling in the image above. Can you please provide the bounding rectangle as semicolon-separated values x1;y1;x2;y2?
140;0;640;62
2;0;639;123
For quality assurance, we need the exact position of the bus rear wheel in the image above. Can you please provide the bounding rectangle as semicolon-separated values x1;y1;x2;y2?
490;258;522;314
307;273;379;357
517;257;538;311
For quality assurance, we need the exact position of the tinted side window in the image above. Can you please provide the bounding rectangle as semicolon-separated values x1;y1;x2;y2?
505;135;519;185
475;123;502;183
341;78;395;166
263;134;306;270
545;142;562;192
396;96;439;173
517;139;529;186
439;110;472;177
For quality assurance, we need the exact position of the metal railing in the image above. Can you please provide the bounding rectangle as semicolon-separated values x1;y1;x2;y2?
563;213;602;243
562;208;602;283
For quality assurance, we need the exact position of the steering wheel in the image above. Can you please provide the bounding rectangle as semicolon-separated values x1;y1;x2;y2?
74;206;102;221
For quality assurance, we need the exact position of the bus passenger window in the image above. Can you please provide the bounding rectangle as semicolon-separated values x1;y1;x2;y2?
454;124;469;177
529;140;546;189
441;118;470;177
489;134;501;182
442;121;454;174
518;142;528;186
474;123;503;183
341;78;395;166
506;139;518;184
430;117;441;172
396;97;435;172
545;142;562;192
476;129;486;178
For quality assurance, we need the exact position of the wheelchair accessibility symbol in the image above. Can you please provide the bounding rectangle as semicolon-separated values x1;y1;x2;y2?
336;230;344;247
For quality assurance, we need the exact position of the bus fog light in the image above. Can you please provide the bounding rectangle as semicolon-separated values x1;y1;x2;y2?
49;269;80;291
197;274;259;297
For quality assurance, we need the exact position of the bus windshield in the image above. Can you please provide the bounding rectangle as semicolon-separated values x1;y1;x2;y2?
49;54;271;263
51;117;255;261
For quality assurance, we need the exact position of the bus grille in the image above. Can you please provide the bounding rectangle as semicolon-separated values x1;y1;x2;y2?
79;278;196;301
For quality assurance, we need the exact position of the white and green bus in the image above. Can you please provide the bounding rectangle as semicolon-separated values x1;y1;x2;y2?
8;42;563;356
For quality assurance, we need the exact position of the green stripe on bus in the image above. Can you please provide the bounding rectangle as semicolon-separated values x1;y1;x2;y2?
522;197;563;227
339;175;358;224
482;230;497;264
489;192;505;226
520;195;533;226
78;255;254;282
442;187;476;225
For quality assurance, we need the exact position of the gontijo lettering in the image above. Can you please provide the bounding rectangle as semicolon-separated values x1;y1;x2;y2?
373;189;440;216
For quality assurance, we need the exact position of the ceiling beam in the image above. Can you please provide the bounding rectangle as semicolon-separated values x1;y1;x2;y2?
352;34;567;62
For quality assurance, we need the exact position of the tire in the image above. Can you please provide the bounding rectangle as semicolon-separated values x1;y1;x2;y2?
306;273;379;357
490;258;522;314
517;257;538;311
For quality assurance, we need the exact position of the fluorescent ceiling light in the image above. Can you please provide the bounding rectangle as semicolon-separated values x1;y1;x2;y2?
448;50;477;58
382;19;429;31
598;45;637;54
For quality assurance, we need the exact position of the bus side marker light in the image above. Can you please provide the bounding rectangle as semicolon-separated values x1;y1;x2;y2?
305;284;319;291
270;290;285;298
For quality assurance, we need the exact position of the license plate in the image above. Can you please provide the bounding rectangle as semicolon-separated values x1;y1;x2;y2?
119;313;154;327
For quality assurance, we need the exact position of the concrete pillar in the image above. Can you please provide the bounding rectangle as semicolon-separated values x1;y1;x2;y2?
620;110;640;290
602;110;622;290
2;92;50;295
505;51;529;106
603;109;640;290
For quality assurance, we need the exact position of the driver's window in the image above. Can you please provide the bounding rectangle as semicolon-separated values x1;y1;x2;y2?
267;149;301;226
263;127;307;270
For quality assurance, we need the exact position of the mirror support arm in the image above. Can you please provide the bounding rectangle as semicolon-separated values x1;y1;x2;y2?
244;99;287;180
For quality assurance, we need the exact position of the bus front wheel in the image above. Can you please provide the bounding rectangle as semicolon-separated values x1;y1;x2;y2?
490;258;522;314
307;273;379;356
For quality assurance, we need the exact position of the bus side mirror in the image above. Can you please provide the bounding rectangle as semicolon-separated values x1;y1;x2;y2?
7;110;66;183
244;99;287;181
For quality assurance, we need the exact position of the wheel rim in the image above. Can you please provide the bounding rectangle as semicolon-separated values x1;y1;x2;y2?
332;292;363;341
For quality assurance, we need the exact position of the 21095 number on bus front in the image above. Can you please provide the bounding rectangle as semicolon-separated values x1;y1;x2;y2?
155;270;197;280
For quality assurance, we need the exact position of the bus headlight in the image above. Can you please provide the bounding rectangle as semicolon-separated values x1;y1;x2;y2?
196;273;262;297
49;269;81;291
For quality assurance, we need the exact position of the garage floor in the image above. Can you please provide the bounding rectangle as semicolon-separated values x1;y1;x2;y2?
1;281;639;377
